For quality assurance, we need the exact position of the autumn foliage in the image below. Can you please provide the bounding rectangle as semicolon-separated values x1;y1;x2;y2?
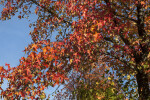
0;0;150;99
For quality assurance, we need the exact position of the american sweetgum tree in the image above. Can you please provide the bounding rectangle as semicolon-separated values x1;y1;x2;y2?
0;0;149;99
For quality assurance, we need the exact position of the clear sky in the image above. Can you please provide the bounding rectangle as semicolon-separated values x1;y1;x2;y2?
0;16;32;67
0;7;62;100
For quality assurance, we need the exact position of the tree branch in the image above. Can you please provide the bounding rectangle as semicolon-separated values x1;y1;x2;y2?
103;52;137;71
136;2;149;63
30;0;71;25
115;14;137;23
103;37;117;44
104;0;137;23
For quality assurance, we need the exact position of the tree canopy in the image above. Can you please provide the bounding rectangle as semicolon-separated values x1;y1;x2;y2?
0;0;150;99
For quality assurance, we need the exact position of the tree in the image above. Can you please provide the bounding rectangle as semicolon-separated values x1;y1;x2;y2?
0;0;150;99
54;64;129;100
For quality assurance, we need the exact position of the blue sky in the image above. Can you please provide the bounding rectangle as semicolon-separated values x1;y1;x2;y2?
0;7;62;99
0;16;32;67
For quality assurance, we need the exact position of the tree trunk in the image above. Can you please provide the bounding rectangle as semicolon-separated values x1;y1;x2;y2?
136;71;149;100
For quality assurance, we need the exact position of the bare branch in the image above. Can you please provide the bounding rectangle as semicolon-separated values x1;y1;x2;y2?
115;14;137;23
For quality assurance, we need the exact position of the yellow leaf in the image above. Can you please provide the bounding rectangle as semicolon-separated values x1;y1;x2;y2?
43;47;47;53
48;56;53;61
70;59;73;64
91;25;96;32
127;75;130;79
96;82;99;85
111;81;114;86
148;52;150;58
108;77;111;80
